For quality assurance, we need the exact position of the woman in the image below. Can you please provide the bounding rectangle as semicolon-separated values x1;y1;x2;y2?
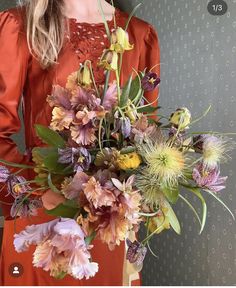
0;0;160;285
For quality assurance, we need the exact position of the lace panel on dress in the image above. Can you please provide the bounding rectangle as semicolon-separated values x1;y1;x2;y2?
66;9;120;85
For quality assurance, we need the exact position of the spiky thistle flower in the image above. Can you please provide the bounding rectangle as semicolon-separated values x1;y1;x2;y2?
135;170;164;208
193;134;235;168
138;140;186;187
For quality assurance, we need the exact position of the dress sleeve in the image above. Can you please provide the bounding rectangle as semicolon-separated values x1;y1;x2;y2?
0;10;30;216
138;23;160;109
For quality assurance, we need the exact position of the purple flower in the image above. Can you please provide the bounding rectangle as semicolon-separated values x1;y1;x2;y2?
169;127;185;145
126;239;147;266
121;117;131;138
141;72;160;92
10;195;42;218
0;165;10;182
58;147;91;172
192;163;228;193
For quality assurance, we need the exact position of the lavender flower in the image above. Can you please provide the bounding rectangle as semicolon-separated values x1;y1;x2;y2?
0;165;10;182
58;147;91;172
141;72;160;92
192;163;228;193
10;195;42;218
126;239;147;267
121;117;131;138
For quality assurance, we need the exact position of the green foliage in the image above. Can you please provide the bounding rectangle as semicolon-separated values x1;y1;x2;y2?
162;185;179;204
137;106;158;113
45;200;79;218
35;124;66;148
120;75;133;108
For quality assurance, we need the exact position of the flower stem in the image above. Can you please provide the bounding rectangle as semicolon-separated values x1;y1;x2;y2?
101;70;111;105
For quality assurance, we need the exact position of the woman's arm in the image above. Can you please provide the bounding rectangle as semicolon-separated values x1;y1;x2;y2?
0;9;30;217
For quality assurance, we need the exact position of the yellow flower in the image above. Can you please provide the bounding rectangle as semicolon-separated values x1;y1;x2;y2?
169;107;191;130
110;27;134;53
77;61;92;87
98;50;118;71
117;152;142;170
147;209;171;234
125;100;138;123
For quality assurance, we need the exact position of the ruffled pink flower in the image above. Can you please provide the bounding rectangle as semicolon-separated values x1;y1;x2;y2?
132;115;157;143
70;124;97;146
83;176;116;208
70;86;100;109
62;171;89;200
47;85;72;110
14;218;98;280
51;107;74;131
75;109;97;125
83;175;141;250
102;81;118;110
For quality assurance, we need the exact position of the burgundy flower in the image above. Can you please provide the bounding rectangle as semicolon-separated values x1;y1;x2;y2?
141;72;160;92
192;163;228;192
126;239;147;266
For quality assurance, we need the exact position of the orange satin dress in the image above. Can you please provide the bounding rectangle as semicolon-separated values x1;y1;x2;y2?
0;6;160;286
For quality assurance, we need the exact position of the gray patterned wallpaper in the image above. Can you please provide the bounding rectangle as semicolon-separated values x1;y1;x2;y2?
1;0;236;286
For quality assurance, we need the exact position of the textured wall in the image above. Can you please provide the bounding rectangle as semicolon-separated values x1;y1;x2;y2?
117;0;236;285
1;0;236;285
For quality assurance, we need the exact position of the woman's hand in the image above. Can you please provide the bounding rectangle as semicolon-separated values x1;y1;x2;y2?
41;189;66;210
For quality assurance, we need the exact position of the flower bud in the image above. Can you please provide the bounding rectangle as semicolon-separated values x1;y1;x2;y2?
110;27;134;53
98;49;118;71
169;107;191;130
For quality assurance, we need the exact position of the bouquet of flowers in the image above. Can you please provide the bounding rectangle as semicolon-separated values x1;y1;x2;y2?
0;3;235;281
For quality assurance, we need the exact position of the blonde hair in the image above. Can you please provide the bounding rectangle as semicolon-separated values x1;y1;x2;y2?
18;0;66;68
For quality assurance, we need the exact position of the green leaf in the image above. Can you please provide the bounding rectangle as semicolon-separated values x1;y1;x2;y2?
162;185;179;204
54;271;67;280
129;75;141;102
43;149;72;175
120;146;136;154
185;186;207;234
204;188;235;220
179;194;202;228
164;200;181;235
45;202;78;218
63;199;79;209
0;159;34;169
35;124;66;148
85;231;97;245
120;75;133;108
48;173;61;194
137;106;158;113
